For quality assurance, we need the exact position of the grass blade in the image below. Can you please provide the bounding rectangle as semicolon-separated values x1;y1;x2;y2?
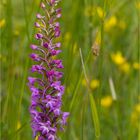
79;48;100;138
89;93;100;138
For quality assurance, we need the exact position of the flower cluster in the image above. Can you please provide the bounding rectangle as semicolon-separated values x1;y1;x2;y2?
28;0;69;140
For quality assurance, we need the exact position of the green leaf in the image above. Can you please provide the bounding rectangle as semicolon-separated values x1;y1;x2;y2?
89;93;100;138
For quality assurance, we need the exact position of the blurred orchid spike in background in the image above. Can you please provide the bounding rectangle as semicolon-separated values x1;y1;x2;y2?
28;0;69;139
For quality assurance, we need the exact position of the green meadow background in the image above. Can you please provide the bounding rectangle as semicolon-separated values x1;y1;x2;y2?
0;0;140;140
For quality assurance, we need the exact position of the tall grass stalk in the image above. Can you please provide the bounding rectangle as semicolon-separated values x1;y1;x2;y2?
79;48;100;139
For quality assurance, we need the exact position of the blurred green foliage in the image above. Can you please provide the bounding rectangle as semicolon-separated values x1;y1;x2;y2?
0;0;140;140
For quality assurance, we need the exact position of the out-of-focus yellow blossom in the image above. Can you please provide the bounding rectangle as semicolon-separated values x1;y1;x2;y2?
64;32;71;42
0;19;6;28
131;111;139;126
135;103;140;113
135;1;140;9
84;6;105;18
119;62;130;74
90;79;100;90
17;121;21;129
84;6;96;17
101;96;113;108
118;20;126;30
111;51;126;65
111;51;130;74
82;79;86;86
105;16;117;31
133;62;140;70
96;6;105;19
14;30;20;36
84;6;92;17
131;103;140;127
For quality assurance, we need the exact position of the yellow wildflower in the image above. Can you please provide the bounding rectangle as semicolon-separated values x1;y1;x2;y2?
135;1;140;9
84;6;91;17
17;121;21;130
14;30;20;36
90;79;100;90
84;6;95;17
131;111;139;125
111;51;126;65
111;52;130;74
82;79;86;87
85;6;92;17
119;62;130;74
0;19;6;28
133;62;140;70
64;32;71;42
101;96;113;108
135;103;140;113
96;6;105;19
131;104;140;126
105;16;117;31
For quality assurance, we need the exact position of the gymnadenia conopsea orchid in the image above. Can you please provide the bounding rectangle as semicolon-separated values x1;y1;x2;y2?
28;0;69;139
